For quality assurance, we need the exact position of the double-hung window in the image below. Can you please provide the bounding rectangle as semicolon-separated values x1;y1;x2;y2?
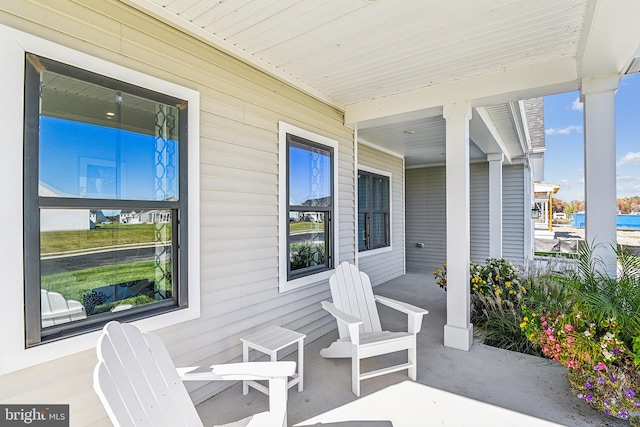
358;169;391;252
279;122;338;291
23;54;190;345
287;134;333;279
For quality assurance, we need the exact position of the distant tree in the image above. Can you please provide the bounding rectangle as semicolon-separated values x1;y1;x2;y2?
552;198;566;213
553;197;640;216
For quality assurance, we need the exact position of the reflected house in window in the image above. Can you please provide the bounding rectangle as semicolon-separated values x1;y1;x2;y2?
119;210;171;224
39;183;90;232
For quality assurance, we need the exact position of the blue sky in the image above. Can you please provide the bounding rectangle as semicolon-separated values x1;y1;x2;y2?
40;117;177;201
543;73;640;203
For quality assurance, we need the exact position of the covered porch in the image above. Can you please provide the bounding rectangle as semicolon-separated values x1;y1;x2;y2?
195;273;626;427
2;1;640;425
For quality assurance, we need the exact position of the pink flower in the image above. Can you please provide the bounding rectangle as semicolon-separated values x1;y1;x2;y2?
541;316;546;322
565;324;574;333
594;362;607;371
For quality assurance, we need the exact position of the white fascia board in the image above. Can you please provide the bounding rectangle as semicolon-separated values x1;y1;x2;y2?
508;101;529;157
358;137;404;159
120;0;345;111
471;107;512;164
345;56;578;126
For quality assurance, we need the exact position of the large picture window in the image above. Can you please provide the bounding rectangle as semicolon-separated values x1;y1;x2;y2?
287;134;333;280
358;169;391;252
23;54;189;345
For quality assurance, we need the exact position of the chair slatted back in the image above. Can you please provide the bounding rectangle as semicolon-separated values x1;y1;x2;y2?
93;321;203;427
329;262;382;338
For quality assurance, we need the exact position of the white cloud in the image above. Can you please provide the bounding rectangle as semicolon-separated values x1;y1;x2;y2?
617;152;640;168
616;174;640;198
544;125;583;135
571;97;583;111
553;178;584;203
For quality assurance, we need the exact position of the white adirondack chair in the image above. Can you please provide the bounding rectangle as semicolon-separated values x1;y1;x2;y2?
320;262;428;396
93;321;296;427
41;289;86;327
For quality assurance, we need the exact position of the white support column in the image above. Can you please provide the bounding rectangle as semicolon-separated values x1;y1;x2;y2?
443;102;473;351
487;153;503;259
582;76;618;276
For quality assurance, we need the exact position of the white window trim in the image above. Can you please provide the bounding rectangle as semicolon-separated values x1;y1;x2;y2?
357;165;393;258
0;25;200;375
278;122;339;292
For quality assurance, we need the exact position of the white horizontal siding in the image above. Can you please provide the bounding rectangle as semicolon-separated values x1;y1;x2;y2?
503;164;526;268
406;162;525;274
357;143;405;286
405;166;446;274
470;163;490;263
0;1;353;425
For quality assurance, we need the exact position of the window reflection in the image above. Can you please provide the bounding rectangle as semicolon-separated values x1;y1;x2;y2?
39;70;179;201
40;208;173;326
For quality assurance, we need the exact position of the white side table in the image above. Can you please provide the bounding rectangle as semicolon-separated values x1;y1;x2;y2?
241;325;306;395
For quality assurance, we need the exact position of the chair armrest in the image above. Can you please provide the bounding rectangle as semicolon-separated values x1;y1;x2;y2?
374;295;428;334
374;295;428;315
321;301;363;345
177;361;296;382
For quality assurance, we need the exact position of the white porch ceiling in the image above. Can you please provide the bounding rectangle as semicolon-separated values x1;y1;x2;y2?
122;0;640;164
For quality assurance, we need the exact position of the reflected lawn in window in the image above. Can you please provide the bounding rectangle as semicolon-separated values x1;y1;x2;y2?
40;220;173;319
41;222;171;254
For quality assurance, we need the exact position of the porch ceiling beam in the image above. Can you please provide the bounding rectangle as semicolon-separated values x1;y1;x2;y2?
345;56;578;126
577;0;640;80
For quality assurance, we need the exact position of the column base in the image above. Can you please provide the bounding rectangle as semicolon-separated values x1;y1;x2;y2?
444;323;474;351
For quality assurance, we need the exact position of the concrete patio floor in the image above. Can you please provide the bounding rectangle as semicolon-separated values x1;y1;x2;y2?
196;272;629;426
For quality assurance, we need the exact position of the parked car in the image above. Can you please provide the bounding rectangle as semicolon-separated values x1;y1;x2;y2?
553;212;567;220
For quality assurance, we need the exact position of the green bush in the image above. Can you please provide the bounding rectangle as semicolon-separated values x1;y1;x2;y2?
290;242;326;271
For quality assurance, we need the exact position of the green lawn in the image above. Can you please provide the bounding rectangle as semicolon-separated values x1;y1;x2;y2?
290;222;324;233
41;223;171;255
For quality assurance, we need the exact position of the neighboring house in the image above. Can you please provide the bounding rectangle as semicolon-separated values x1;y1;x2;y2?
38;183;89;232
1;2;638;425
119;209;170;224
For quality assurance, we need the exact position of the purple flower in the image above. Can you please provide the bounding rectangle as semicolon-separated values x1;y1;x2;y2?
604;409;611;416
585;381;592;389
613;348;621;355
634;400;640;407
619;410;629;419
610;375;616;383
585;394;593;402
625;389;636;398
597;377;606;384
577;393;584;399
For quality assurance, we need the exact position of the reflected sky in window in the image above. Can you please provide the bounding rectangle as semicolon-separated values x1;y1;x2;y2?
39;116;178;201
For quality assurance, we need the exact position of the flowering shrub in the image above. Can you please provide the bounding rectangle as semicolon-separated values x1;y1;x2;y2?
433;258;524;302
567;360;640;422
521;306;640;422
433;264;446;290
